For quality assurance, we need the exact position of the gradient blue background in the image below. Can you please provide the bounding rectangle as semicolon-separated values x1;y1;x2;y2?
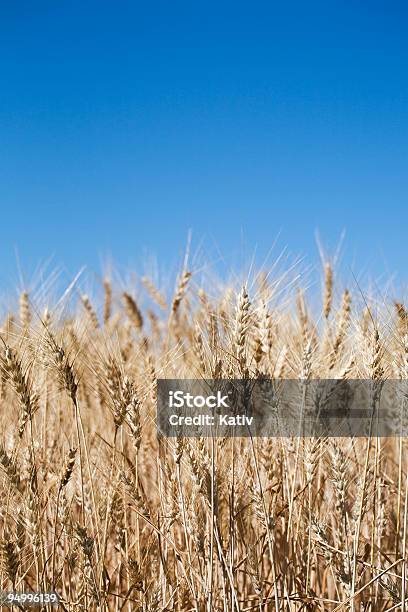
0;1;407;288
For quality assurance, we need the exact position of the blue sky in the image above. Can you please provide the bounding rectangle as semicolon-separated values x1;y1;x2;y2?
0;1;407;290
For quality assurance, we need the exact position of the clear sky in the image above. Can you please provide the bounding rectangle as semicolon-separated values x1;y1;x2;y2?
1;1;407;290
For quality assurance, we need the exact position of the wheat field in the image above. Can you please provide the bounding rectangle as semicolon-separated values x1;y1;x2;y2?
0;260;407;611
